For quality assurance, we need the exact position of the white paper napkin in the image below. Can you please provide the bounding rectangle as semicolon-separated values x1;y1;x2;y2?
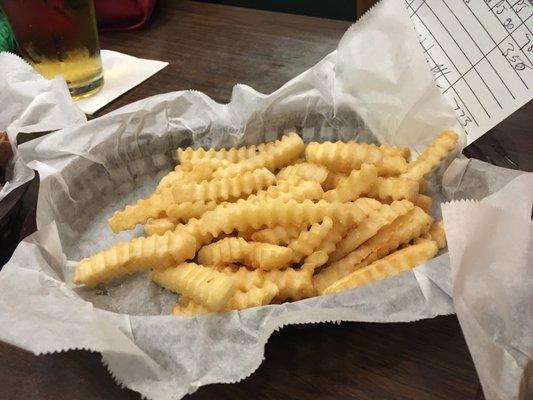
442;174;533;400
75;50;168;115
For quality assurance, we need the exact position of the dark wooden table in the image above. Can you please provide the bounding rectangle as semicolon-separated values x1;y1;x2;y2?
1;1;531;400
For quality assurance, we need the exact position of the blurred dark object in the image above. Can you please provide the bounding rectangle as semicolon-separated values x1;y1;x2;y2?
357;0;379;17
0;170;39;266
0;132;13;185
195;0;356;21
94;0;156;30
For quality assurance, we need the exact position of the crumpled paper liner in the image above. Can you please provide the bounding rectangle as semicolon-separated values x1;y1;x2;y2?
442;174;533;400
0;0;529;399
0;52;85;201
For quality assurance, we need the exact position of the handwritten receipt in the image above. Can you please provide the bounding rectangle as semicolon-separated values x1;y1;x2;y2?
405;0;533;143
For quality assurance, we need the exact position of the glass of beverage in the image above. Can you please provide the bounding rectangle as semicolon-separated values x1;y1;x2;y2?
1;0;104;99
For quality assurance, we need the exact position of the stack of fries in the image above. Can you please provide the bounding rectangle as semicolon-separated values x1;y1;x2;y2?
74;131;458;315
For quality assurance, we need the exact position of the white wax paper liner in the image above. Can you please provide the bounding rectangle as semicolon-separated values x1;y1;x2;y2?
442;174;533;400
0;52;85;200
0;0;529;399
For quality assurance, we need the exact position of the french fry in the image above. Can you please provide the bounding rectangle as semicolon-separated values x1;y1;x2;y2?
251;224;304;245
413;194;432;213
179;157;230;172
212;133;304;178
166;200;218;222
173;279;279;314
277;162;329;183
247;179;324;202
377;156;408;176
74;230;197;287
322;171;348;191
301;251;329;273
426;220;446;249
198;237;293;270
322;239;438;295
314;207;433;294
265;268;316;301
401;131;459;181
156;162;221;192
367;177;419;202
198;199;362;237
177;143;268;164
379;144;410;160
323;164;378;202
329;200;414;262
144;217;178;236
151;263;236;311
248;243;294;270
227;281;279;310
197;237;250;266
305;141;383;172
288;217;334;261
171;168;276;203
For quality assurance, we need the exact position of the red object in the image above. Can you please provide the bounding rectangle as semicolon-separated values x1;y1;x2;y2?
94;0;156;31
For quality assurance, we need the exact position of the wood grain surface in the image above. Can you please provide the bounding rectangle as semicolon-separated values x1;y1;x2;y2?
1;1;531;400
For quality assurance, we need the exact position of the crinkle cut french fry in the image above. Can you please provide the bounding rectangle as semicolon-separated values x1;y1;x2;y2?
322;239;438;295
198;199;359;237
173;281;279;313
401;131;459;181
288;217;333;262
221;266;315;302
265;268;316;301
198;237;294;270
179;157;230;172
177;143;268;164
247;179;323;202
212;133;305;178
156;162;220;192
379;144;410;160
322;171;348;191
313;220;350;256
144;217;178;236
227;281;279;310
198;237;250;266
108;192;171;233
377;156;408;176
413;194;432;213
313;206;433;294
251;224;304;245
367;177;419;202
323;164;378;202
248;243;294;270
305;141;383;173
172;168;276;203
276;162;328;183
151;263;236;311
329;200;415;263
166;201;218;222
74;230;197;287
427;220;446;249
310;198;382;256
301;251;329;273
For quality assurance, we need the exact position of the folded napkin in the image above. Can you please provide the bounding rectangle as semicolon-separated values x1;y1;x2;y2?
75;50;168;115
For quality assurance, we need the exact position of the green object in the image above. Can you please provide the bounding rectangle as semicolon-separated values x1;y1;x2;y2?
0;9;15;52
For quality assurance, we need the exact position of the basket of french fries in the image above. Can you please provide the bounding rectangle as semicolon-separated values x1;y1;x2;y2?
74;130;456;313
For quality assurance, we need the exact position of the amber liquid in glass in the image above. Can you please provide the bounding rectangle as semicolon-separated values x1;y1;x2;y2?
1;0;104;98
